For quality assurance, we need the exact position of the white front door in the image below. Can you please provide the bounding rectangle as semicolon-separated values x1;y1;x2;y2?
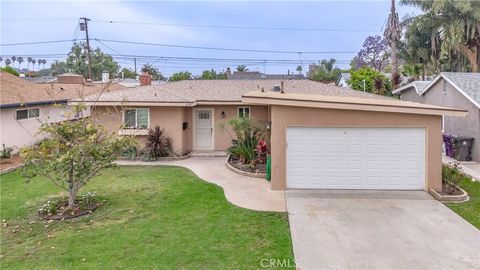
195;110;213;150
287;127;425;190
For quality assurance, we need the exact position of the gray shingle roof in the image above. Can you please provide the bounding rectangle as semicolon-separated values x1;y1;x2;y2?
80;79;393;104
442;72;480;106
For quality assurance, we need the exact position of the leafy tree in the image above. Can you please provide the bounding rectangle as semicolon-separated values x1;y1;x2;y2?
1;66;20;76
296;65;303;74
348;67;392;96
65;42;120;80
17;57;24;69
140;64;164;80
401;0;480;72
309;59;342;82
121;68;137;79
351;35;390;71
5;59;11;66
0;56;3;65
21;103;136;210
169;71;192;82
200;69;227;80
236;65;248;72
50;60;68;76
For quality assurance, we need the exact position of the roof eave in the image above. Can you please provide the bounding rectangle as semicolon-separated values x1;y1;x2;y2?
242;95;467;117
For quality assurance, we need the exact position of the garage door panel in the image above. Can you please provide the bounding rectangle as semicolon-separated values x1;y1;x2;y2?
287;127;425;190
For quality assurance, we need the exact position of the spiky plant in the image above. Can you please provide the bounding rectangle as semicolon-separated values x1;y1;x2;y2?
144;126;173;158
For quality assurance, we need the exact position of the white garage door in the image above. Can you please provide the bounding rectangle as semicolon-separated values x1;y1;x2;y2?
287;127;425;190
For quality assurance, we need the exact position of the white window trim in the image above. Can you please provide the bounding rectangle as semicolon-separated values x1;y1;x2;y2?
237;106;251;118
15;107;40;121
121;108;150;129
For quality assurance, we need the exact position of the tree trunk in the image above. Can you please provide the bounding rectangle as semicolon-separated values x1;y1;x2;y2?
460;44;478;72
67;188;78;209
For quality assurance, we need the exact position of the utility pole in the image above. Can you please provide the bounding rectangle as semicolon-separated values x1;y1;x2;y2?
80;17;92;81
134;57;137;75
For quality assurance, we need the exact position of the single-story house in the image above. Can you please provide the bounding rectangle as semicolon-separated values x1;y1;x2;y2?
75;79;465;191
0;72;123;153
226;68;306;80
393;72;480;162
335;72;351;87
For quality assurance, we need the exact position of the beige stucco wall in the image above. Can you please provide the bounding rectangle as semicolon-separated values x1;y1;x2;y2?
269;105;443;191
92;105;269;153
192;105;268;150
400;79;480;161
92;106;186;154
0;104;90;154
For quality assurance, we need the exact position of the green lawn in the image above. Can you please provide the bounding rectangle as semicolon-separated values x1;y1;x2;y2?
0;166;293;269
446;174;480;229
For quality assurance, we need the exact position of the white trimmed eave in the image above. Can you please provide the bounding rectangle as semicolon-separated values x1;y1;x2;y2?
422;74;480;110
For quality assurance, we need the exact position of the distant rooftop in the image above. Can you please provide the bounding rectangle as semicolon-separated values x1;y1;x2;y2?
227;71;306;80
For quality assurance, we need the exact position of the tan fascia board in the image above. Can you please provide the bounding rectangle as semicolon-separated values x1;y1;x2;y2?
242;96;467;117
69;101;193;107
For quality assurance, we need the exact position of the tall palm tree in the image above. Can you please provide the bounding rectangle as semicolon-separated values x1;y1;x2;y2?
31;59;36;71
5;59;11;66
37;59;41;70
11;56;16;66
296;65;303;74
42;59;47;70
0;57;3;66
27;57;32;70
17;57;24;69
236;65;248;72
384;0;401;86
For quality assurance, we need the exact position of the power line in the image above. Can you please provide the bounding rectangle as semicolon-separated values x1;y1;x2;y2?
0;39;85;46
2;18;378;33
94;38;356;54
91;19;377;33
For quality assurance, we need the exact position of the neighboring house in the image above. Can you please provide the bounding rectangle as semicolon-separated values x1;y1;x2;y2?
226;68;306;80
114;78;166;88
0;72;123;153
393;72;480;162
336;72;412;88
75;79;465;192
335;72;350;87
22;76;57;84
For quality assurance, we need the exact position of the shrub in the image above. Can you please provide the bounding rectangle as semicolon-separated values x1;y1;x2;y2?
144;126;173;158
225;118;268;166
121;145;137;160
442;162;466;194
0;144;13;159
1;66;19;76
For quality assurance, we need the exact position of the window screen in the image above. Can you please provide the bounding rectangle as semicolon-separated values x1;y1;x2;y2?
124;109;137;128
16;109;28;120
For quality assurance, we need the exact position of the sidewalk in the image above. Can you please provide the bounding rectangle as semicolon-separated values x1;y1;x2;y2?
442;155;480;181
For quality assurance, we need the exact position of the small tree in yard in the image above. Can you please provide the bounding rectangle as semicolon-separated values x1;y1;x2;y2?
21;104;136;210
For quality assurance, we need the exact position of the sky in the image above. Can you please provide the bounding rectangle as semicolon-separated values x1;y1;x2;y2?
0;0;419;77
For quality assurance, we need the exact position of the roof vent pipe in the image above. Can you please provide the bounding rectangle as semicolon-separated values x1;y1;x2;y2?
281;80;285;94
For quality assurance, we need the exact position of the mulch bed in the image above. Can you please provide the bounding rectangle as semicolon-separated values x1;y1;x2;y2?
228;156;266;174
0;155;23;172
439;182;464;196
40;204;99;221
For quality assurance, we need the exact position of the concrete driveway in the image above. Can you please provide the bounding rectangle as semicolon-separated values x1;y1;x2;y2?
287;190;480;270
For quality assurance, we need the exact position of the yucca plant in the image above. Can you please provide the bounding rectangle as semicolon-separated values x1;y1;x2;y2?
144;126;173;158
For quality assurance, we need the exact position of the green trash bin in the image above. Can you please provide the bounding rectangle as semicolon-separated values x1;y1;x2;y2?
266;155;271;181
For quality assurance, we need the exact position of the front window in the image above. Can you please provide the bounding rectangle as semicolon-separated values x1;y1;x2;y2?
238;107;250;118
16;108;40;120
123;108;149;129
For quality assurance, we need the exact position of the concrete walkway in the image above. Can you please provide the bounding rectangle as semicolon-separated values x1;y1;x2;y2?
443;155;480;181
287;190;480;270
116;157;286;212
